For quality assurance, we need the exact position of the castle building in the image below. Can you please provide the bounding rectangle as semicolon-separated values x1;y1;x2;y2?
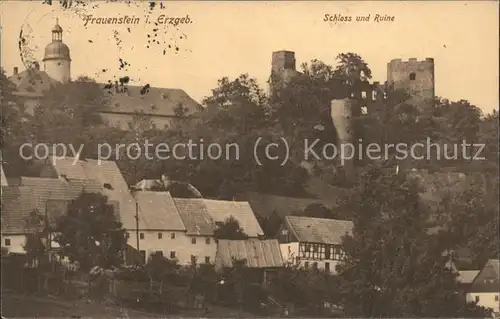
387;58;435;108
268;50;301;94
42;18;71;84
8;20;202;130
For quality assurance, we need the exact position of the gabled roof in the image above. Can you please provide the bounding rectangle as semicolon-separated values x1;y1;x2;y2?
18;176;103;225
172;198;214;236
47;157;136;229
284;216;353;245
242;191;340;218
133;191;185;231
457;270;480;284
1;186;37;234
9;68;59;97
469;259;500;293
203;199;264;237
215;239;284;270
102;85;203;117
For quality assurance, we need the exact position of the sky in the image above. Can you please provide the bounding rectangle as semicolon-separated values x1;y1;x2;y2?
1;1;498;114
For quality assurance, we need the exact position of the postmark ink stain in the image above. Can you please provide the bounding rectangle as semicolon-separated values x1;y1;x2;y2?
118;58;129;70
88;39;93;43
102;69;107;73
127;27;131;33
119;76;130;84
163;49;166;55
140;84;150;95
149;2;156;11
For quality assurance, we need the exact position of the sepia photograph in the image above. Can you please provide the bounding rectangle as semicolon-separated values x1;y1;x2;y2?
0;1;498;318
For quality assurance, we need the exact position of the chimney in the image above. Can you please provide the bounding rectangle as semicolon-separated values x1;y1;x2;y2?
13;67;18;75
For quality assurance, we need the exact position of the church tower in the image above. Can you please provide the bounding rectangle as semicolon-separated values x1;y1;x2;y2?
42;18;71;84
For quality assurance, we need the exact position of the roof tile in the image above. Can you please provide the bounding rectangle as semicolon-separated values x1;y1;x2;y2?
215;239;284;269
285;216;353;245
203;199;264;237
133;191;185;231
101;86;203;117
173;198;214;235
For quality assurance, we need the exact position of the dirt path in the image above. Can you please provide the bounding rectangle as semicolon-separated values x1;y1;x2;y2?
1;293;163;318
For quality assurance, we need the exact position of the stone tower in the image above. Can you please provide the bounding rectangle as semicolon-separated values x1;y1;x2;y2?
386;58;435;108
330;98;356;183
42;18;71;84
269;50;300;94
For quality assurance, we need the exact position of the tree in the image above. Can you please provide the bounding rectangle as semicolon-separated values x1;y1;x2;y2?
30;76;107;148
0;68;26;150
256;211;283;238
54;192;126;271
302;203;336;219
336;164;489;317
23;209;49;267
214;217;249;240
184;74;309;198
145;252;180;294
436;178;499;266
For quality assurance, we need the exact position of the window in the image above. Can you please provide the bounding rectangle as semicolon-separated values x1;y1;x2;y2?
125;232;130;239
409;72;416;81
325;262;330;273
170;251;176;259
171;233;176;239
495;295;499;301
312;262;318;270
361;91;367;99
372;91;377;100
304;262;309;269
4;238;11;246
139;233;144;240
192;238;196;244
155;250;163;257
158;233;162;239
205;238;210;244
205;256;210;264
475;296;479;302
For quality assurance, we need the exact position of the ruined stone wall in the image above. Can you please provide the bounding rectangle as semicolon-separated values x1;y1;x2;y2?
387;58;435;108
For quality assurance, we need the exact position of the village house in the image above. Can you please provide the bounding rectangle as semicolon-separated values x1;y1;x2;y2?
1;176;102;255
277;216;353;274
36;156;264;266
215;239;284;284
466;259;500;313
203;199;265;238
